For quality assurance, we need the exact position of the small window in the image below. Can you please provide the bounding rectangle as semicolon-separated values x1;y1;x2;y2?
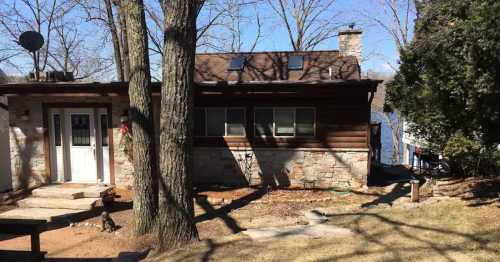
288;55;304;70
296;108;315;136
53;114;61;146
194;108;206;137
228;56;245;71
275;108;295;136
206;108;226;136
254;108;274;136
100;114;109;146
227;108;245;136
71;114;91;146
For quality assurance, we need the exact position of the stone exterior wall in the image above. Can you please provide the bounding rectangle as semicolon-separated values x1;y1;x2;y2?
7;96;134;190
7;96;369;190
193;147;369;189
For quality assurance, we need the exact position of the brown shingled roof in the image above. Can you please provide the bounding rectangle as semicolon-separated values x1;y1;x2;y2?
194;51;360;82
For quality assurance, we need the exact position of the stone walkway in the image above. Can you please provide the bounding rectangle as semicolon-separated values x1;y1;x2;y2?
243;224;353;242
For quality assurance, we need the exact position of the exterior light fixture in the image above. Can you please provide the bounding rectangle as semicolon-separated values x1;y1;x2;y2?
120;110;129;123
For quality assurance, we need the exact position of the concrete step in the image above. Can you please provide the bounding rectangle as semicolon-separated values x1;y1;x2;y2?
32;187;84;199
17;197;100;210
80;185;113;198
0;207;85;222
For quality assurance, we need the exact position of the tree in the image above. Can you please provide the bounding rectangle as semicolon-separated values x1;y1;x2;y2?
76;0;130;81
0;0;110;80
266;0;344;51
157;0;199;250
123;0;158;235
387;0;500;173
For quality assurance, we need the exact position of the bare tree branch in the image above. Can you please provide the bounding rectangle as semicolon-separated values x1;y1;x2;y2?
267;0;344;51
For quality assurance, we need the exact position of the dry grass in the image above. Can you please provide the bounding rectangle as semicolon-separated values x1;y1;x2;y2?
148;199;500;262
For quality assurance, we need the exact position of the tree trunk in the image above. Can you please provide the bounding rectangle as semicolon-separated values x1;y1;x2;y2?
124;0;158;236
157;0;199;251
118;2;131;81
104;0;124;81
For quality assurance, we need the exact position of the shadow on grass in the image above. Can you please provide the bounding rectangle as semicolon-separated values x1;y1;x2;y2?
187;208;499;262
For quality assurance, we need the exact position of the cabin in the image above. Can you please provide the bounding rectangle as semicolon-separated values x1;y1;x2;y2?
0;30;380;190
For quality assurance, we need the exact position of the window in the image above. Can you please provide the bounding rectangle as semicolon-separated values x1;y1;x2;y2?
228;56;245;71
195;107;246;137
295;108;315;136
194;108;206;137
53;114;61;146
206;108;226;136
254;108;273;137
227;108;245;136
254;107;315;137
275;108;294;136
71;114;91;146
288;55;304;70
100;114;109;146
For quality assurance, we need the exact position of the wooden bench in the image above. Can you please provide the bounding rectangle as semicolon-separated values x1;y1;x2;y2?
0;219;47;261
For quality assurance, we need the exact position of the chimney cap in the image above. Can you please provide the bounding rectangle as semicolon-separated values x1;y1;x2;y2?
339;29;363;35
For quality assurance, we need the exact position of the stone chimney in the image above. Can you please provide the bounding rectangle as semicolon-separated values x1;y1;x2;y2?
339;29;362;63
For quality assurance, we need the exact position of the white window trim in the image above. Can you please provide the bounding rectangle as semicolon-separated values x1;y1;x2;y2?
254;107;316;138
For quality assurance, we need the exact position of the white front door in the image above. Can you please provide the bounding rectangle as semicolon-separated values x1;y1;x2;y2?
66;109;98;183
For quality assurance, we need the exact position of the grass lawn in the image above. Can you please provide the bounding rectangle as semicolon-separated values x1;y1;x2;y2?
150;199;500;262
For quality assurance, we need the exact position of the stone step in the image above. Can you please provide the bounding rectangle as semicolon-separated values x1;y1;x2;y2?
79;185;113;198
0;207;85;222
32;187;84;199
17;197;100;210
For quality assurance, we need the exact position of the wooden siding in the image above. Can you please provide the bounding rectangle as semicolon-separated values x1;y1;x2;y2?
192;91;370;149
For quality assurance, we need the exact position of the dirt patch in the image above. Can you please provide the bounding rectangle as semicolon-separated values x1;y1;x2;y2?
1;180;498;261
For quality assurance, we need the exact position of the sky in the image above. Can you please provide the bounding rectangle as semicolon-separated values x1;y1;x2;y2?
0;0;416;79
227;0;416;74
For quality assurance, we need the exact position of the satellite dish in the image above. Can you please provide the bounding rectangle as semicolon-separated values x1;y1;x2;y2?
19;31;44;52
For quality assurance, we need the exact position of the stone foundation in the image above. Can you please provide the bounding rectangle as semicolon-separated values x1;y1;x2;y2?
193;147;369;189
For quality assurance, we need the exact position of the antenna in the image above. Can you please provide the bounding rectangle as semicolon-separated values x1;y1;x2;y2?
19;31;44;81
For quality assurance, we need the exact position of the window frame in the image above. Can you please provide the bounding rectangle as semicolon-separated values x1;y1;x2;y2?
253;107;316;138
100;114;109;147
194;107;246;137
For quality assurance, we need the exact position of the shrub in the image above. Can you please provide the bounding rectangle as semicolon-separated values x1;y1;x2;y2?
443;133;499;177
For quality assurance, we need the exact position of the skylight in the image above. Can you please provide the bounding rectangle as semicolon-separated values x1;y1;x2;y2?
228;56;246;71
288;55;304;70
